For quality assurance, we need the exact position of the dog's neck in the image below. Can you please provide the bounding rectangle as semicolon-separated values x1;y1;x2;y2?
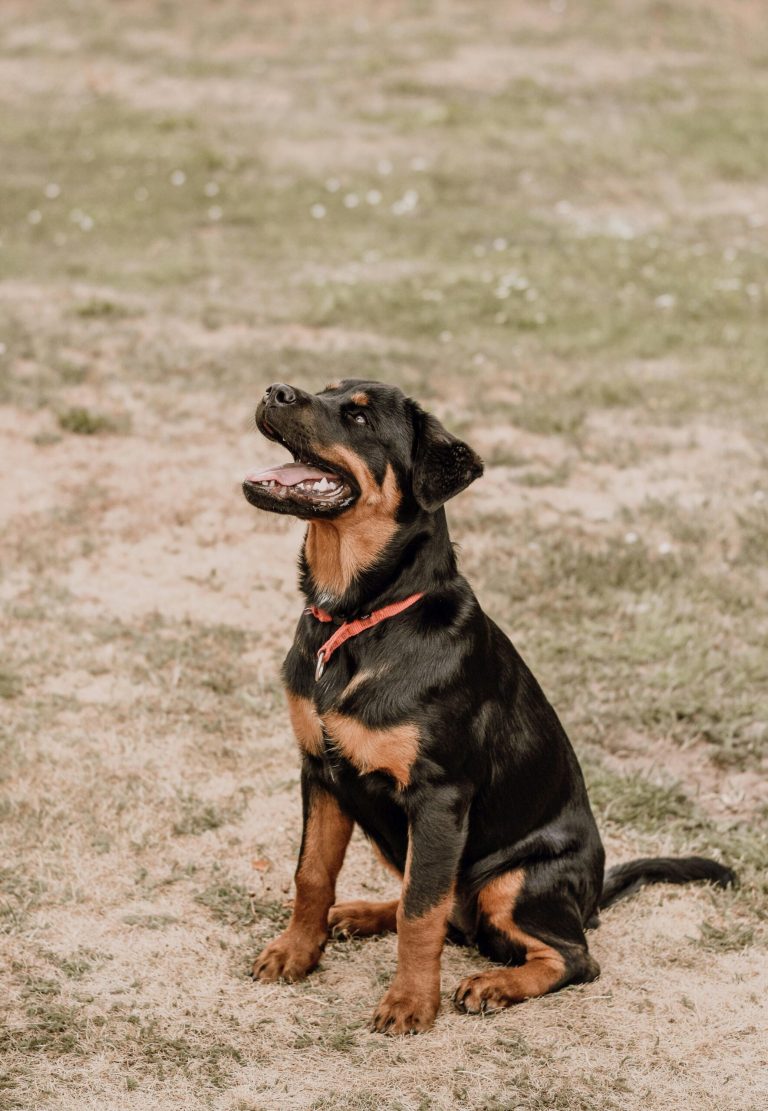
300;508;456;618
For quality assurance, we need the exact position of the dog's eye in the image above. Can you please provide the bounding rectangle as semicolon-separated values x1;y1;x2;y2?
349;411;368;425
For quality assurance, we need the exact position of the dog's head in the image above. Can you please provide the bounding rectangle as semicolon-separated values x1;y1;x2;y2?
243;379;483;521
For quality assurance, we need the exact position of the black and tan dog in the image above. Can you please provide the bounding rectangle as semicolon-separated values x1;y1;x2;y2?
242;379;734;1035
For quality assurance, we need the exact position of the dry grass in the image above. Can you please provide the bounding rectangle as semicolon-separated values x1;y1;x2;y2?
1;2;767;1109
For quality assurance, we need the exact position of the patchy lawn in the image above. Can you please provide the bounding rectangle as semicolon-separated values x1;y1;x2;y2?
1;2;766;1109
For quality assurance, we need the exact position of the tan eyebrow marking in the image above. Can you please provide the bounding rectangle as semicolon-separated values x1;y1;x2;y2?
350;392;369;406
324;381;341;391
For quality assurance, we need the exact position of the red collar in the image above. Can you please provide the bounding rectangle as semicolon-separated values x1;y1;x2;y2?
306;592;424;680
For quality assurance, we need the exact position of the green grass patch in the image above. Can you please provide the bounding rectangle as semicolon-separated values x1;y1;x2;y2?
57;407;125;436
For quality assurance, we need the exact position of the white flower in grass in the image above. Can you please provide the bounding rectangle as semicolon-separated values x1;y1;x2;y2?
0;342;7;355
655;293;675;309
27;209;42;224
410;156;428;172
310;203;327;219
500;271;528;291
204;182;220;197
377;158;393;176
658;541;673;555
207;206;223;221
44;183;61;199
325;178;341;193
366;189;382;206
69;208;93;230
343;193;360;209
170;170;186;186
439;330;453;343
492;237;508;251
391;189;418;216
624;531;639;544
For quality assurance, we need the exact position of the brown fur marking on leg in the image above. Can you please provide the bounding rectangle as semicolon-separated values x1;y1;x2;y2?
304;459;400;597
286;690;323;756
252;791;352;983
371;886;453;1035
322;710;419;788
453;869;570;1013
328;898;399;938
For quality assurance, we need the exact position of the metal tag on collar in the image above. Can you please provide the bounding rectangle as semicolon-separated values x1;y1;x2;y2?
315;649;327;681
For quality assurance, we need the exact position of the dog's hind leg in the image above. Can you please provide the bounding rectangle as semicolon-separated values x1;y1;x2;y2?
329;899;398;938
453;868;599;1014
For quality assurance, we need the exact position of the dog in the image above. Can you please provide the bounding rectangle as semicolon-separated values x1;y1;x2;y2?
242;378;735;1035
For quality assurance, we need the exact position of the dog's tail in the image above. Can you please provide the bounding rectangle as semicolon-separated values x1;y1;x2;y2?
599;856;736;910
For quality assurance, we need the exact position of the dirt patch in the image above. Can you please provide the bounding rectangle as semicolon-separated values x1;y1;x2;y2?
421;42;704;95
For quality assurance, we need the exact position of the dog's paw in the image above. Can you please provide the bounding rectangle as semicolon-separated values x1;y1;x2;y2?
452;971;514;1014
329;899;397;939
370;987;439;1035
251;931;322;983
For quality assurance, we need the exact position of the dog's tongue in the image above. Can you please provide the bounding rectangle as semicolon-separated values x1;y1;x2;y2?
245;462;334;486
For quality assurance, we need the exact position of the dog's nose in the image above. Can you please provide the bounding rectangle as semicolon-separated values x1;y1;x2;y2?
263;382;296;406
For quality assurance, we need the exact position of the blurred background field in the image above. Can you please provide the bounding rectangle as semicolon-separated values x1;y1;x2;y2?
1;2;767;1109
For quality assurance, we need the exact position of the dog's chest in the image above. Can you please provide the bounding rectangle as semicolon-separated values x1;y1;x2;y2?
285;674;418;789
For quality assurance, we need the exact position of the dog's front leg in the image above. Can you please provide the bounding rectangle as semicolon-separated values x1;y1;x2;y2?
253;765;353;983
371;785;468;1035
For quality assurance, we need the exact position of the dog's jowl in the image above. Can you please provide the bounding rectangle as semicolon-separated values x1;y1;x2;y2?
242;379;735;1035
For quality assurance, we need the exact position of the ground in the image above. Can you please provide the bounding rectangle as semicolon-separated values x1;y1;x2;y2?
1;1;767;1109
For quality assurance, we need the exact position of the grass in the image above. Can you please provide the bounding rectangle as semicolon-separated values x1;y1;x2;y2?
57;406;125;435
1;1;767;1110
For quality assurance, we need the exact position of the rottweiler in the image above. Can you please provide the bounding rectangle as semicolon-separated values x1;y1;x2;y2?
242;379;735;1035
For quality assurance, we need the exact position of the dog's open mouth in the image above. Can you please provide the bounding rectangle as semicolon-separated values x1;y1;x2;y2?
243;418;358;518
245;461;346;502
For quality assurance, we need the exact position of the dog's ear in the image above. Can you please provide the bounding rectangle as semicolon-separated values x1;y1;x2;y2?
410;403;484;512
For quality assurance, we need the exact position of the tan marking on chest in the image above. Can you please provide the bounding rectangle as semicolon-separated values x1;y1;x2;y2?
286;691;323;756
340;665;390;702
322;711;419;788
